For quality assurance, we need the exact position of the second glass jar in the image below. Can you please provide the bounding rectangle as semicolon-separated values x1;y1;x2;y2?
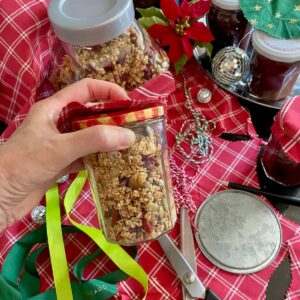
207;0;251;55
249;30;300;101
48;0;169;92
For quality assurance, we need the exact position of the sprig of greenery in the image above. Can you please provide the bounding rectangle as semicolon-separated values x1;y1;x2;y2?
137;7;168;29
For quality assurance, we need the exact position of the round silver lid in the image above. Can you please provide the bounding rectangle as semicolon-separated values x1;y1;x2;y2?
195;190;282;274
48;0;135;46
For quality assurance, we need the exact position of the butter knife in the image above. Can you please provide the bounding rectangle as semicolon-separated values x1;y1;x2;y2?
265;257;291;300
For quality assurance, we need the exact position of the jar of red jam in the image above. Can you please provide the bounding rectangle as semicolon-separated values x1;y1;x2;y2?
250;30;300;102
261;96;300;186
207;0;251;54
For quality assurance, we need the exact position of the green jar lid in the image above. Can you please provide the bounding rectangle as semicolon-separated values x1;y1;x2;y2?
240;0;300;39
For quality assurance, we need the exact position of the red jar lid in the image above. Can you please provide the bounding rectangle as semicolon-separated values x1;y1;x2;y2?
72;105;164;130
271;96;300;163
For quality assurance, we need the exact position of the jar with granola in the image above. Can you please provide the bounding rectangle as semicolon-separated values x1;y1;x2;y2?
48;0;169;91
72;105;177;245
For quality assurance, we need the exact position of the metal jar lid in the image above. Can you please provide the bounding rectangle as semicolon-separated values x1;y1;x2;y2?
195;190;282;274
211;0;241;10
48;0;135;46
252;30;300;63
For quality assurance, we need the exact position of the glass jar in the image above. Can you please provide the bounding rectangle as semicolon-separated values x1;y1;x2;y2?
48;0;169;92
249;30;300;101
261;135;300;186
72;106;177;245
261;95;300;186
207;0;251;55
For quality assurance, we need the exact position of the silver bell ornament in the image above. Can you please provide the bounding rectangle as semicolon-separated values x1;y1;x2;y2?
197;88;212;104
212;47;249;86
31;205;46;225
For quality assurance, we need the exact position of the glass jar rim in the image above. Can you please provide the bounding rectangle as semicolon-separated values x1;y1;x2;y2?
72;105;165;130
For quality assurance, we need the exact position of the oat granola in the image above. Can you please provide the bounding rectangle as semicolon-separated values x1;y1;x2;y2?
86;124;175;245
50;23;169;92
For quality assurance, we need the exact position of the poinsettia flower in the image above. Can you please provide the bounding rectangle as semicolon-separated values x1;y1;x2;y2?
148;0;214;64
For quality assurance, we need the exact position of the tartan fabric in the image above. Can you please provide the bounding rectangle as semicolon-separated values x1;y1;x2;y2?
0;0;57;125
271;96;300;163
1;1;300;299
1;61;300;299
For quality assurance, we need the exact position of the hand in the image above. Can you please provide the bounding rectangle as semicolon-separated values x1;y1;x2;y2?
0;79;135;230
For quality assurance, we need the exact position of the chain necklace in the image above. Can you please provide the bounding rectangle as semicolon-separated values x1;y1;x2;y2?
175;73;216;164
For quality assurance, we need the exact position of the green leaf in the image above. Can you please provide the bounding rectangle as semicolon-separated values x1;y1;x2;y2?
174;54;189;74
136;7;167;21
138;16;169;30
195;42;213;58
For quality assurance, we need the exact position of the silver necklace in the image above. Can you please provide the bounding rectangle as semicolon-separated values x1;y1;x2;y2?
175;74;216;164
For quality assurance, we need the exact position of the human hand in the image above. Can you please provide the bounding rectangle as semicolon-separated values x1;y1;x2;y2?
0;79;135;230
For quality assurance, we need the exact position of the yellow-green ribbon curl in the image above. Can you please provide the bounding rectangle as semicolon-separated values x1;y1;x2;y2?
46;185;73;300
64;170;148;299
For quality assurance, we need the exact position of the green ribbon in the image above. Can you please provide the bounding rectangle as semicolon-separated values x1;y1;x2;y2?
46;185;73;300
63;170;148;298
1;225;134;300
0;170;148;299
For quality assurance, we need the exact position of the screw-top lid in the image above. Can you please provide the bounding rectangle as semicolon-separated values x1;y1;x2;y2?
48;0;135;46
252;30;300;63
211;0;240;10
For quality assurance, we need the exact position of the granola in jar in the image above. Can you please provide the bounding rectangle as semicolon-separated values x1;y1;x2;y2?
48;0;169;92
72;106;176;245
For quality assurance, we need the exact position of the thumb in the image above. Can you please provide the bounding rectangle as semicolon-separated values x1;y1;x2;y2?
54;125;135;167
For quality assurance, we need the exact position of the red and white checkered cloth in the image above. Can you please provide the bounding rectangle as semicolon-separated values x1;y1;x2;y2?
0;0;57;126
1;1;300;299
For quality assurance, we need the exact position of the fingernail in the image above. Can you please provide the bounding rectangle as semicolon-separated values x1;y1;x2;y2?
120;128;135;148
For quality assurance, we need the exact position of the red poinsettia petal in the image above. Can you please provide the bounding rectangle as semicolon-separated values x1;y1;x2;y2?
186;21;214;42
148;24;175;43
190;0;211;18
161;0;179;21
160;32;179;47
182;36;193;58
168;39;184;64
179;0;191;18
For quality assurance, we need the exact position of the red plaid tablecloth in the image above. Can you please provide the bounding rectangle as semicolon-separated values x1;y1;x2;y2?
1;1;300;299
